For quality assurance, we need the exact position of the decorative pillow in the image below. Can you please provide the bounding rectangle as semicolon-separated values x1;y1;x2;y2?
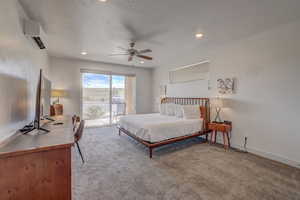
174;104;183;118
159;103;167;115
200;106;206;118
166;103;176;116
182;105;201;119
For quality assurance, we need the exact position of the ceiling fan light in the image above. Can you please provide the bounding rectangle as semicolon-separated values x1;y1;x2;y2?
195;33;204;39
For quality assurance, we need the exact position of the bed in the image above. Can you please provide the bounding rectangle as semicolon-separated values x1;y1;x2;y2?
117;97;211;158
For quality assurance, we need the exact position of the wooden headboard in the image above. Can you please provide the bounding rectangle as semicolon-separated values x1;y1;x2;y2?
161;97;210;131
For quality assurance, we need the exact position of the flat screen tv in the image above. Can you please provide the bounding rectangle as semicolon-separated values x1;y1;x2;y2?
24;69;52;134
41;75;51;118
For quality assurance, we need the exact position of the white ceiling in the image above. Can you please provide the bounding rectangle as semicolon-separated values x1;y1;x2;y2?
19;0;300;68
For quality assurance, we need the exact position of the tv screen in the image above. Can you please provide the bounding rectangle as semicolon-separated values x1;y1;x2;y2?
41;76;51;117
19;69;51;134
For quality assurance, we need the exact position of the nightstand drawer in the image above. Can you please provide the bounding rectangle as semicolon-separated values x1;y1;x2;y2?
208;123;231;132
208;122;232;149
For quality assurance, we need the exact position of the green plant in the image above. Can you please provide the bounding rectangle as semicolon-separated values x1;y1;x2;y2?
85;105;105;120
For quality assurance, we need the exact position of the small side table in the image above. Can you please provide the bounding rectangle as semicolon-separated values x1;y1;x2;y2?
51;104;64;116
208;122;232;149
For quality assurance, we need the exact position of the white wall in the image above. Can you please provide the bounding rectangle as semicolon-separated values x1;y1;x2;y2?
50;57;153;116
153;20;300;167
0;0;50;144
152;80;210;110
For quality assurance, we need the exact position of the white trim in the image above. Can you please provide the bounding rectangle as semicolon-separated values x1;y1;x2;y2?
213;136;300;168
109;75;112;124
80;73;83;118
230;143;300;169
170;60;210;71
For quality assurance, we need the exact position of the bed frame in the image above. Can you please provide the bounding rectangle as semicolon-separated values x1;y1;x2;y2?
118;97;211;158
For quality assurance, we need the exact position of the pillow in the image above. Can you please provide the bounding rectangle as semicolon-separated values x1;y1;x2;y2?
166;103;176;116
159;103;167;115
200;106;206;118
174;104;183;118
182;105;201;119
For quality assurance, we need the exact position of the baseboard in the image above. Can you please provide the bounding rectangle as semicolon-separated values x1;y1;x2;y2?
230;143;300;169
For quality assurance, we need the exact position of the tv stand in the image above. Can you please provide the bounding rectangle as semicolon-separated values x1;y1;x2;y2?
22;127;50;135
20;122;50;135
37;127;50;133
43;117;55;121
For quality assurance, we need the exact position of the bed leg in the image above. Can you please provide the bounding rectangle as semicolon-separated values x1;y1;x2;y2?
149;147;153;158
118;129;121;136
205;134;208;142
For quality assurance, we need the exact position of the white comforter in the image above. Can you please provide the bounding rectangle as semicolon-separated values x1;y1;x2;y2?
118;113;203;143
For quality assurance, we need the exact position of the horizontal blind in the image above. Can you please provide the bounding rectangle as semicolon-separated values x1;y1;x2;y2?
80;69;136;77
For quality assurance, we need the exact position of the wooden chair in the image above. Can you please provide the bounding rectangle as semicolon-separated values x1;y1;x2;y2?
74;118;85;164
72;115;80;131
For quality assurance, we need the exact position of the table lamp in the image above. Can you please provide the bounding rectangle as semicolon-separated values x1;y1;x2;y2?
51;89;66;116
51;89;66;104
210;97;224;123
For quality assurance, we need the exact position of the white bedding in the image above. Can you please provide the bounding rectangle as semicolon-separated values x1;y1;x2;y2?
118;113;203;143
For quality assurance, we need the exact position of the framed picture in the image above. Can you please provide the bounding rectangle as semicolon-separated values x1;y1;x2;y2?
217;78;234;94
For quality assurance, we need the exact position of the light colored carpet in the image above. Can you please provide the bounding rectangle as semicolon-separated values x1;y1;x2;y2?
72;126;300;200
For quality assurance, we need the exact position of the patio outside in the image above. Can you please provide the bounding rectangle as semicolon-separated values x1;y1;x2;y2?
82;73;126;127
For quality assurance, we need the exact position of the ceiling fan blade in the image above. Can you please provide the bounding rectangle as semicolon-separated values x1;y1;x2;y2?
117;46;128;51
109;53;130;56
137;55;153;60
123;22;139;42
138;49;152;54
122;20;165;43
128;55;133;62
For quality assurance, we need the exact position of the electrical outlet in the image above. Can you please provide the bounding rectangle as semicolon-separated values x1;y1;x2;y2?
244;137;248;150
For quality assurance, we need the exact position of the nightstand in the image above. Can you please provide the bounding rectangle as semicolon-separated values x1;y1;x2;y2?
208;122;232;149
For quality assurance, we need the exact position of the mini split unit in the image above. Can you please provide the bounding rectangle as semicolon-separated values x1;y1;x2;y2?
24;20;47;49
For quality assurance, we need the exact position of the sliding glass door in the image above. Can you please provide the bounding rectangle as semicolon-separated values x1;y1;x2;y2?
111;75;126;124
82;73;111;127
82;72;135;127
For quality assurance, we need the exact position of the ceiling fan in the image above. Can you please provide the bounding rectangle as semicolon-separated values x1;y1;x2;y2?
110;42;153;62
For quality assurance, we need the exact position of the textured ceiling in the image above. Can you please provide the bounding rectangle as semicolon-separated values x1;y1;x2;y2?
19;0;300;68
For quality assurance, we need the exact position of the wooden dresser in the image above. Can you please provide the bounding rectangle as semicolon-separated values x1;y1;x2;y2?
0;116;74;200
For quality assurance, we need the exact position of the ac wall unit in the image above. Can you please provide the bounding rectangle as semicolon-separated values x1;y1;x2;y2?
24;20;47;49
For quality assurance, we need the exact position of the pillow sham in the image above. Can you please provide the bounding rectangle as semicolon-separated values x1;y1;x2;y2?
166;103;176;116
159;103;167;115
182;105;201;119
174;104;183;118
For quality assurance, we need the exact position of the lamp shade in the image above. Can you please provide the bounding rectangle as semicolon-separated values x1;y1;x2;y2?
51;89;66;97
210;97;224;108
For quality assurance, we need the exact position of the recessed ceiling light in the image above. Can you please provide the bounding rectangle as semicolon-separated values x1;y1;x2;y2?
140;61;145;64
195;33;204;39
98;0;107;2
81;51;87;55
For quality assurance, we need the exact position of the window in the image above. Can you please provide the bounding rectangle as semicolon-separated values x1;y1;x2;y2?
81;71;136;127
